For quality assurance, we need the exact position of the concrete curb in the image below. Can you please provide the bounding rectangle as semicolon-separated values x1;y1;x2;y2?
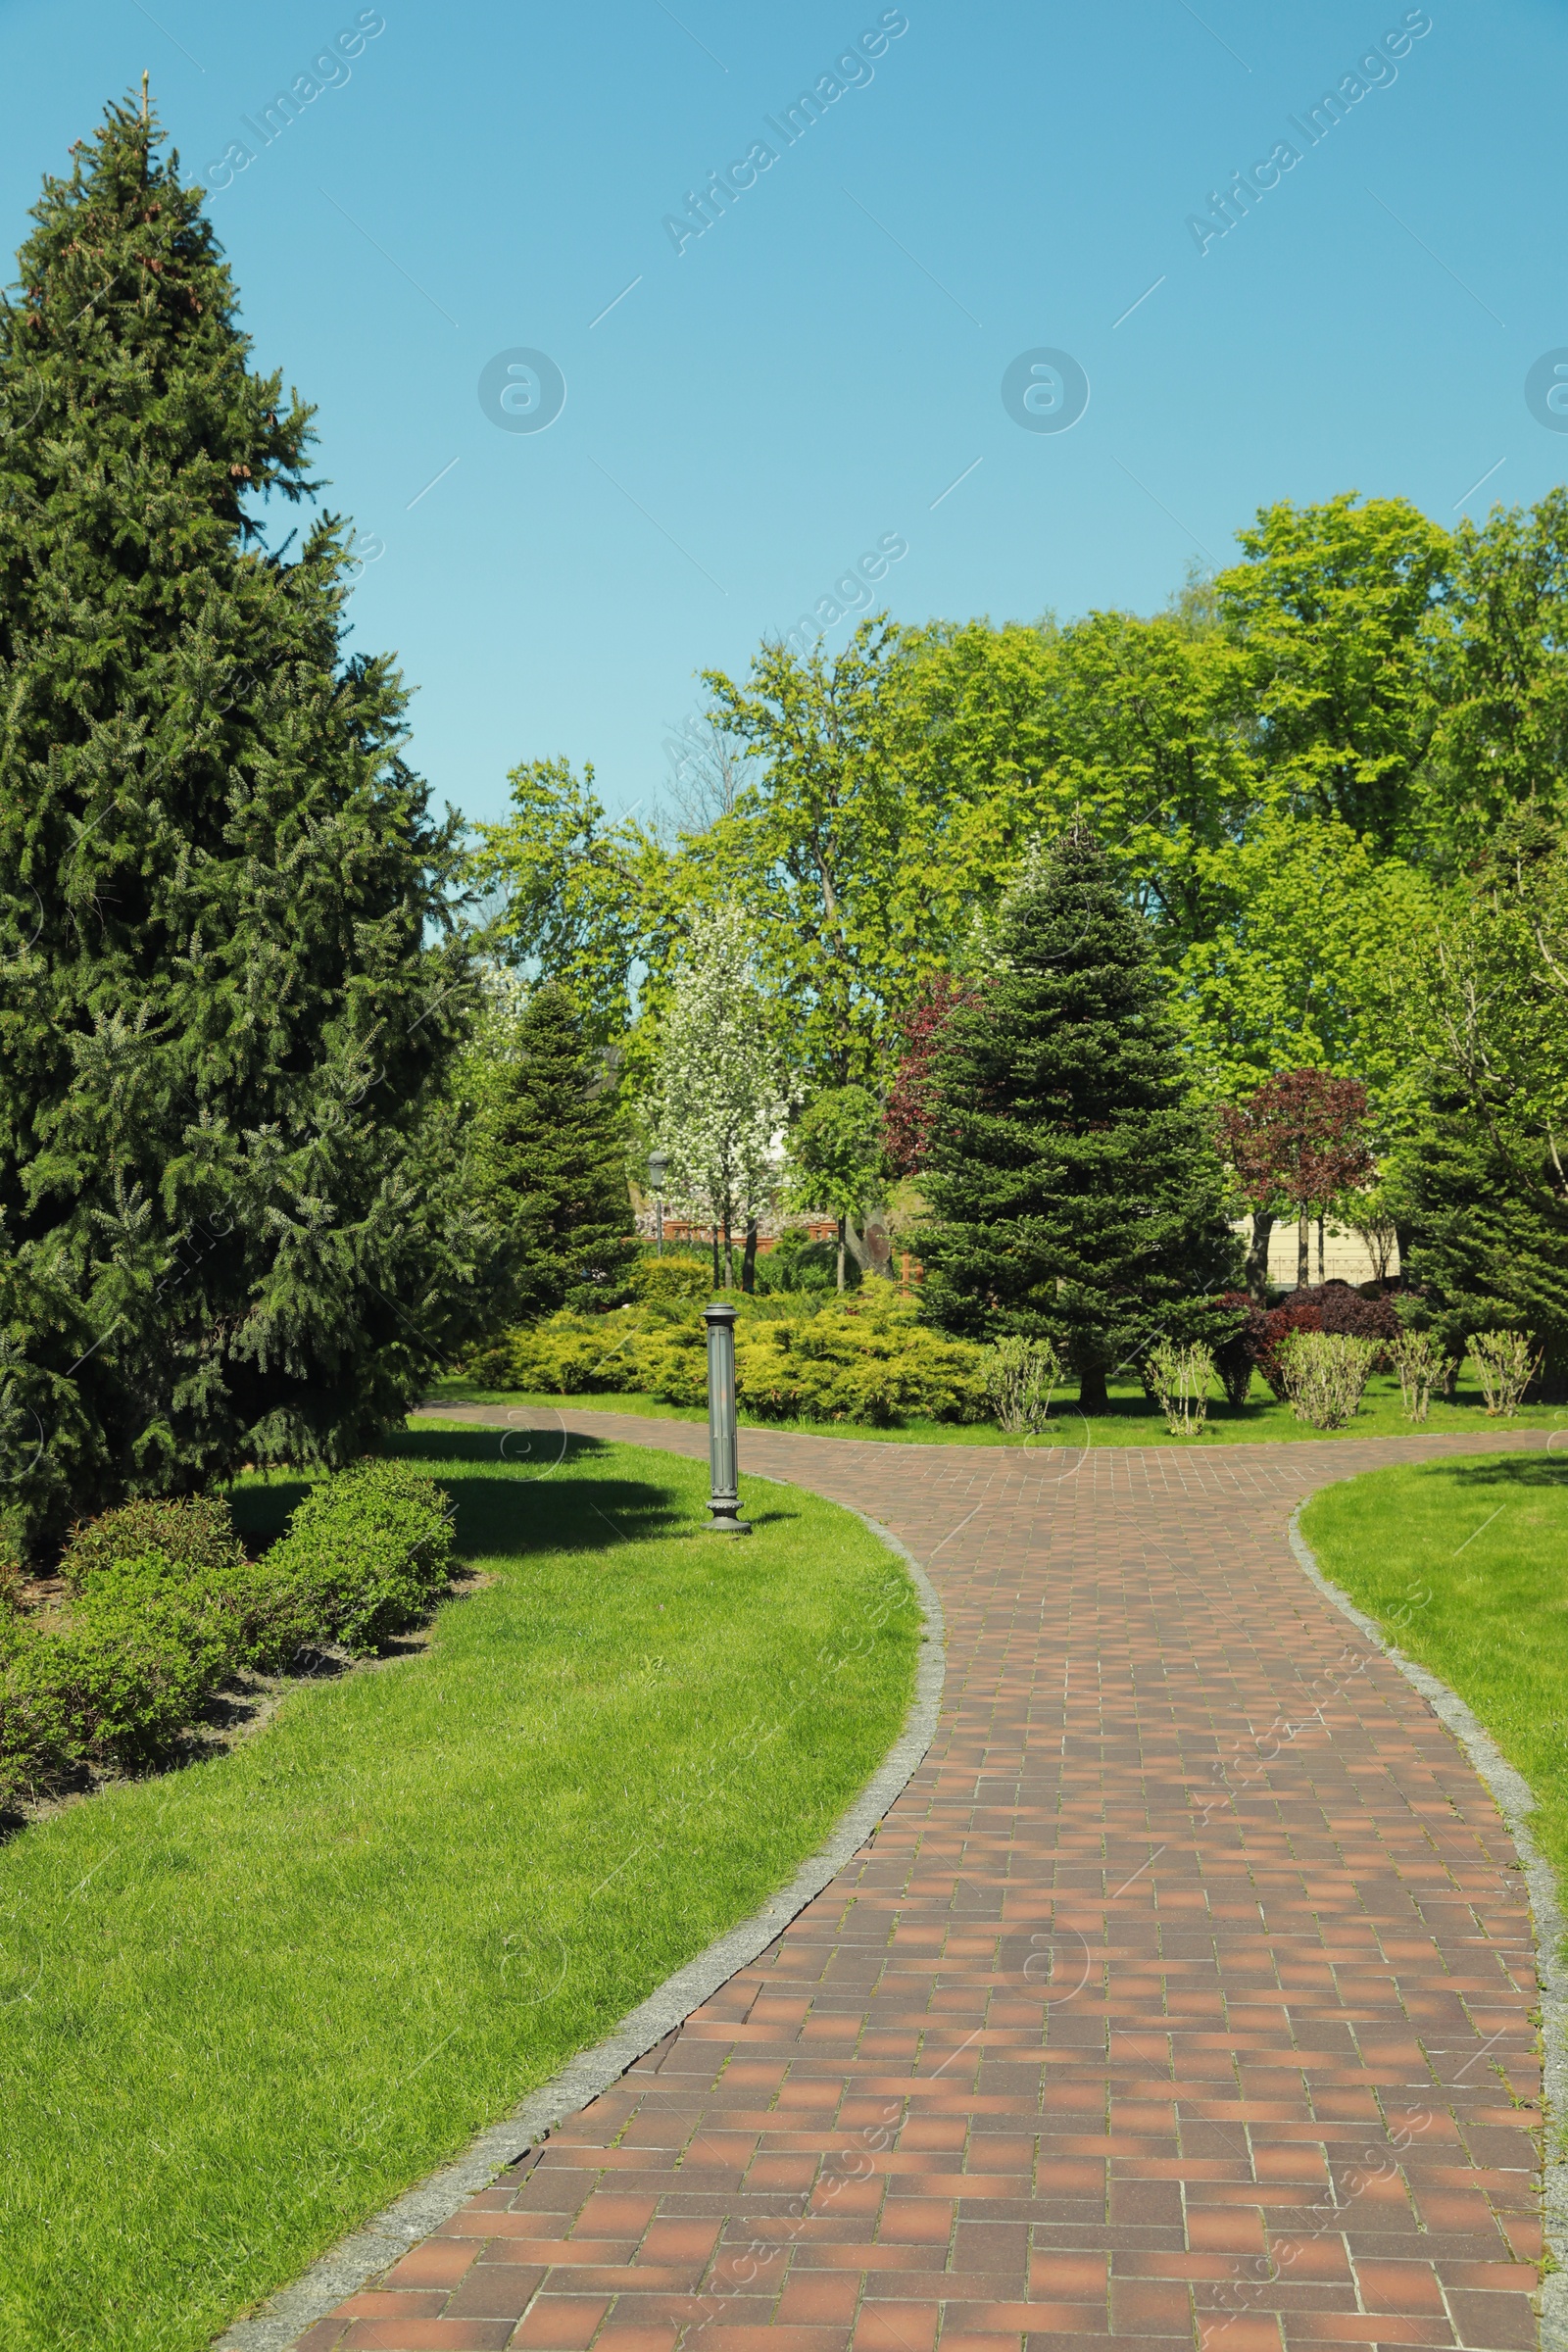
215;1506;945;2352
1287;1501;1567;2352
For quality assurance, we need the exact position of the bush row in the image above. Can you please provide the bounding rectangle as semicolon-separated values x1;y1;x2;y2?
0;1462;455;1805
463;1290;992;1426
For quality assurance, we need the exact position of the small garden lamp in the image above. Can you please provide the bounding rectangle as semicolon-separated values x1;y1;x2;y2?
648;1149;668;1255
703;1301;752;1535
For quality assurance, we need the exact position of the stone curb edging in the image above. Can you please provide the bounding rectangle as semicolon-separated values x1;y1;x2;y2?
1287;1502;1568;2352
214;1507;945;2352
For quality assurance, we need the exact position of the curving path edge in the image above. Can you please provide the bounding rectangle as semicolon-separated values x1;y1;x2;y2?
246;1414;1556;2352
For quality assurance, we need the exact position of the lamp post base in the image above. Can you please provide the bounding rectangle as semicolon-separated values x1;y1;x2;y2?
705;1504;753;1536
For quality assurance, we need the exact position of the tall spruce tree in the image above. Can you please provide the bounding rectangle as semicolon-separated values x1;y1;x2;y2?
918;824;1239;1408
0;95;479;1548
467;980;636;1322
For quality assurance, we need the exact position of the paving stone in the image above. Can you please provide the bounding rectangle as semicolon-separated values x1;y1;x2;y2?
292;1419;1547;2352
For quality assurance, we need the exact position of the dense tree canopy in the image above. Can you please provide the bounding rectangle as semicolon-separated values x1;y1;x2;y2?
0;97;477;1547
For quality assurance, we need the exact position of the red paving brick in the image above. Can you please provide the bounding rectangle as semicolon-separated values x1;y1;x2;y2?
290;1419;1547;2352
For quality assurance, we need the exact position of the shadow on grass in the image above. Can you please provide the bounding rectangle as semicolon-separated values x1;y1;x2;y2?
227;1427;776;1564
1438;1452;1568;1490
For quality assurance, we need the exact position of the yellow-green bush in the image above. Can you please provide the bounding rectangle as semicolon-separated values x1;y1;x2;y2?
457;1292;987;1427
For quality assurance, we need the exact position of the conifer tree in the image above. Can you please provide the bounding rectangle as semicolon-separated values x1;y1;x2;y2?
467;980;637;1321
0;94;478;1546
918;824;1239;1408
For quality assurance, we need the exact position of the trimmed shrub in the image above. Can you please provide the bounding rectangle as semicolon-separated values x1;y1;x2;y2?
1389;1329;1446;1422
0;1576;231;1797
983;1337;1063;1434
59;1494;247;1592
628;1253;712;1304
1245;1283;1399;1398
1470;1330;1543;1417
735;1296;985;1427
1146;1341;1215;1436
0;1463;457;1804
1274;1332;1378;1428
263;1460;456;1655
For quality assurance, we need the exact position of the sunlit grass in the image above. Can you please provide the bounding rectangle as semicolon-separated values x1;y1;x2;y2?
1302;1450;1568;1891
0;1429;918;2352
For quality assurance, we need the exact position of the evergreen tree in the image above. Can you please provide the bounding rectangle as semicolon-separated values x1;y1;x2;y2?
1394;814;1568;1393
467;980;636;1321
918;824;1240;1409
0;95;478;1548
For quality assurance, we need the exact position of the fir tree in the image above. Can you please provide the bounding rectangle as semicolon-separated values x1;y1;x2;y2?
917;824;1239;1408
0;94;479;1547
468;981;636;1321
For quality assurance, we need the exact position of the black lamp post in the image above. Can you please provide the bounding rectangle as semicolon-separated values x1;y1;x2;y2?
703;1301;751;1535
648;1149;667;1256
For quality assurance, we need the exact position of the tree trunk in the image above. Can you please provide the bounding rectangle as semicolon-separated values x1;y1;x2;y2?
1079;1363;1108;1414
836;1215;846;1293
1297;1209;1310;1289
1245;1210;1275;1305
741;1219;757;1294
710;1223;720;1290
722;1212;733;1290
1316;1215;1326;1284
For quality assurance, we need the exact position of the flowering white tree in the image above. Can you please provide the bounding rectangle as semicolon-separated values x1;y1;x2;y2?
655;904;785;1287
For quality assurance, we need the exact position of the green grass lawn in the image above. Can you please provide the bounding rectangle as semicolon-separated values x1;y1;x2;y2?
429;1362;1568;1446
0;1430;919;2352
1301;1450;1568;1893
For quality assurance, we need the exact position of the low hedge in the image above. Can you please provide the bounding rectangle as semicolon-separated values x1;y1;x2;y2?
0;1463;455;1806
461;1291;990;1426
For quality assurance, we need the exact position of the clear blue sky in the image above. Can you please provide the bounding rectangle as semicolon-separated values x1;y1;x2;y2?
1;0;1561;828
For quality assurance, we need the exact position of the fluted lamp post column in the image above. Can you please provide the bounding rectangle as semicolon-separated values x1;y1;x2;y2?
703;1302;752;1535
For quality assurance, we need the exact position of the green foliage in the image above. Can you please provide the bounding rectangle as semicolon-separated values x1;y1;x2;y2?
981;1336;1063;1433
1;1592;226;1795
460;1291;985;1427
734;1293;985;1426
1388;1328;1445;1421
1274;1331;1378;1428
628;1252;711;1303
701;622;921;1092
1395;823;1568;1393
262;1460;455;1656
59;1494;246;1593
464;979;636;1322
467;759;676;1055
917;824;1240;1402
1424;490;1568;860
0;1463;454;1800
0;98;479;1550
1175;808;1432;1107
1145;1341;1215;1436
755;1229;850;1293
1469;1329;1542;1417
1214;492;1449;851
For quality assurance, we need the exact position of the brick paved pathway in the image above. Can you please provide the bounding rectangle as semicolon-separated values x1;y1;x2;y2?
294;1419;1551;2352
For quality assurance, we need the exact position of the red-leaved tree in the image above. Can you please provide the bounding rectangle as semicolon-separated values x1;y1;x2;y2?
882;974;982;1177
1217;1069;1376;1300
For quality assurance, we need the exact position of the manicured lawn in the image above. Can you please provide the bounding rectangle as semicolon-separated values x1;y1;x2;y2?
429;1362;1568;1446
1301;1451;1568;1886
0;1431;919;2352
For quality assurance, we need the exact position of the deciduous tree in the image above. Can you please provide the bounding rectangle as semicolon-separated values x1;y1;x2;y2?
1217;1069;1376;1298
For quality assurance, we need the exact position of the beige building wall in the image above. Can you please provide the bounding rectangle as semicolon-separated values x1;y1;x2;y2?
1231;1217;1400;1288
